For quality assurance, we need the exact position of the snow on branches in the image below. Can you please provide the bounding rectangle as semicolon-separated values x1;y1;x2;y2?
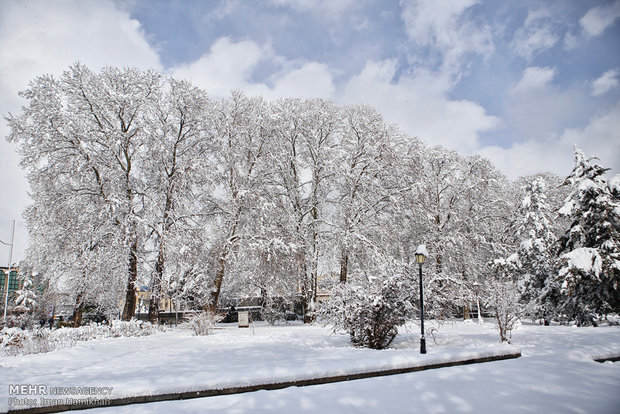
556;147;620;325
8;64;617;331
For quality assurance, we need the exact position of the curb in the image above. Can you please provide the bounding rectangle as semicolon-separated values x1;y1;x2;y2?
7;351;521;413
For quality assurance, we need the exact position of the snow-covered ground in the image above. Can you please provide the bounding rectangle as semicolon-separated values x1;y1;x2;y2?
1;321;619;413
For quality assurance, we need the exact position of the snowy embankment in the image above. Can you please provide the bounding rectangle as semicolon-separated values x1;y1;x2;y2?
1;321;619;413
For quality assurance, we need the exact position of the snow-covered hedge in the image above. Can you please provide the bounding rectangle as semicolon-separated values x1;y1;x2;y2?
0;319;158;356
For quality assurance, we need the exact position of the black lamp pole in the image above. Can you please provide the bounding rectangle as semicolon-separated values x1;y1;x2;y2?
418;261;426;354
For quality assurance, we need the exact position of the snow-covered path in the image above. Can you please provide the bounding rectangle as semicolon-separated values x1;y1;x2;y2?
2;321;619;413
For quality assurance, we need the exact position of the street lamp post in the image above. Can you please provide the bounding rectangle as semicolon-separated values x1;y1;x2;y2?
414;244;428;354
2;220;15;323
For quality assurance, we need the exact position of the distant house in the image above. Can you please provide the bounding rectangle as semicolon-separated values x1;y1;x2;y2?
0;266;22;302
135;286;180;314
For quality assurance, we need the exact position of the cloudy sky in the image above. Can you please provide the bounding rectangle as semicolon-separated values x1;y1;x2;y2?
1;0;619;261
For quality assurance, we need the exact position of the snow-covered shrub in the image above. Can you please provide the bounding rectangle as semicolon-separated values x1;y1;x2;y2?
1;328;30;356
322;273;414;350
110;319;154;337
261;305;282;325
261;296;290;325
189;311;222;335
3;312;37;330
0;327;52;356
1;320;160;356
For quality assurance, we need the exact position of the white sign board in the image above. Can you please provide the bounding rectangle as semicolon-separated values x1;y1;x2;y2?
238;311;249;328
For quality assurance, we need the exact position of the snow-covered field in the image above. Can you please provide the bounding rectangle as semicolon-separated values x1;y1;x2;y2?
1;321;619;413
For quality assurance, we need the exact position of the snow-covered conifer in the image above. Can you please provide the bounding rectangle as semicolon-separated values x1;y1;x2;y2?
513;177;561;322
556;146;620;325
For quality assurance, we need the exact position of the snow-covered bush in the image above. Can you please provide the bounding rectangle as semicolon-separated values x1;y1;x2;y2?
110;319;154;337
261;300;284;325
322;273;414;350
1;320;159;356
0;328;51;356
189;311;222;336
2;312;37;330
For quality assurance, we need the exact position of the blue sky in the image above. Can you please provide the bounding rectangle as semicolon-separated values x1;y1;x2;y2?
1;0;619;260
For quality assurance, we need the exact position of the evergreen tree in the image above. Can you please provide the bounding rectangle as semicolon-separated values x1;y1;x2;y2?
514;177;560;323
556;146;620;325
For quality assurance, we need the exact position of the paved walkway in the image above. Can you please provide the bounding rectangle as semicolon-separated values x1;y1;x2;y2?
8;351;521;414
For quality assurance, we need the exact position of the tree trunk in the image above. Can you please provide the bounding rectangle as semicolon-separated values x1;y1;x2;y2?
208;253;227;313
297;253;312;324
71;293;85;327
301;289;311;323
148;248;164;323
306;206;319;324
149;192;173;323
339;251;349;283
122;237;138;320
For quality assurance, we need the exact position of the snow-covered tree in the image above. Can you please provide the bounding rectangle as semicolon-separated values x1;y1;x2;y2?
7;65;137;323
267;98;340;322
14;278;37;315
512;177;561;322
202;92;273;311
556;146;620;325
400;148;511;320
62;65;161;321
12;63;580;330
333;105;402;283
142;78;212;322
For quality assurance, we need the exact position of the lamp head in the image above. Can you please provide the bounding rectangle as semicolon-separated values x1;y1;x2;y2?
414;244;428;265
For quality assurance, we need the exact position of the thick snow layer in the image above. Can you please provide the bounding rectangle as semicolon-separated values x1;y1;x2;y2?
415;244;429;259
559;198;574;216
561;247;603;277
2;321;619;413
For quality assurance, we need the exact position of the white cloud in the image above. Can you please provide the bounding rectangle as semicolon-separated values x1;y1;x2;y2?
478;102;620;179
269;0;355;18
511;9;560;60
342;60;499;152
580;0;620;37
512;66;556;94
399;0;493;73
559;102;620;172
478;141;572;180
0;0;161;104
506;67;589;153
0;0;162;261
171;37;335;100
592;69;619;97
270;62;335;99
171;37;267;96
